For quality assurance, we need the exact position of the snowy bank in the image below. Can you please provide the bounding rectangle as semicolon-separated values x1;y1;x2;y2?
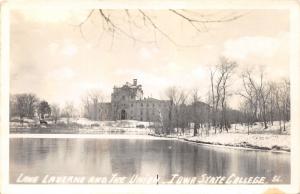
150;131;290;152
150;121;291;152
185;133;290;152
10;118;153;134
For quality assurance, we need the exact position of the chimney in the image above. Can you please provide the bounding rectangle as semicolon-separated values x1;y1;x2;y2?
133;79;137;86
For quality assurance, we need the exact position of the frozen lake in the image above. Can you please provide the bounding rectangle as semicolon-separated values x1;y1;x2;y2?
9;136;290;184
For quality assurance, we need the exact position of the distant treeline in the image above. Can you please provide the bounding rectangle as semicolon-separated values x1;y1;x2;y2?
10;57;290;135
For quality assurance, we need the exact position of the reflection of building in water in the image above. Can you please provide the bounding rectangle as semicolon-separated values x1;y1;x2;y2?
98;79;170;121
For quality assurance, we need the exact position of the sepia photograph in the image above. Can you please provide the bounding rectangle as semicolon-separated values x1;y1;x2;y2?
1;0;300;194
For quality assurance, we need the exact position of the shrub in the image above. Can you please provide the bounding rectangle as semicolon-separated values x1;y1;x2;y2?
136;124;145;128
91;123;100;127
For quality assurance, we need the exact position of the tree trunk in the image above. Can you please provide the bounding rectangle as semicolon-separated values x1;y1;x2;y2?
263;120;267;129
247;121;249;135
193;124;198;136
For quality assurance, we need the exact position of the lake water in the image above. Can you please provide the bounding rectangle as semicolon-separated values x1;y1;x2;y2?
10;137;290;184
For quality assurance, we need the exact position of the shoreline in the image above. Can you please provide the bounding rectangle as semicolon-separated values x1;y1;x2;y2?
9;133;169;140
148;133;290;153
9;132;290;153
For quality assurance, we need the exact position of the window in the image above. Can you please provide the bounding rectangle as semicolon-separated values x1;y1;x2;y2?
152;104;155;107
141;103;143;107
122;96;125;100
131;103;133;107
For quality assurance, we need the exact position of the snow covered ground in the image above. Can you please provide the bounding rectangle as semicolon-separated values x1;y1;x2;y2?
74;118;153;128
10;117;153;128
186;133;290;152
151;121;291;152
9;117;152;135
230;121;290;135
150;132;290;152
10;117;290;152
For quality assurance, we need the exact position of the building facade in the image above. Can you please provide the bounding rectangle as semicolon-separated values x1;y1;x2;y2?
92;79;209;123
98;79;170;121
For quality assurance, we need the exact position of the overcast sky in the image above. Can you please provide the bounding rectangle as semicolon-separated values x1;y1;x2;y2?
10;9;289;108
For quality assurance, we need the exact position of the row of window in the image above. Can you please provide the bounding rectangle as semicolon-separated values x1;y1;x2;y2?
112;104;160;108
131;102;167;107
128;110;157;121
121;95;136;100
112;103;167;108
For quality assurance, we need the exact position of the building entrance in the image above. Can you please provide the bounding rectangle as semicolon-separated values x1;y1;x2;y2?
121;109;126;120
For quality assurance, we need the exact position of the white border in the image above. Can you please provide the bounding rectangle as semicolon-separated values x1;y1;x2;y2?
1;0;300;194
1;2;10;194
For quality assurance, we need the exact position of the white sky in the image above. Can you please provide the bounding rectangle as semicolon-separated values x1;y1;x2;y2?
10;9;289;109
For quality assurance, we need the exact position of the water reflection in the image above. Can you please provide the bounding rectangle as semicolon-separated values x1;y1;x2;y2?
10;138;290;184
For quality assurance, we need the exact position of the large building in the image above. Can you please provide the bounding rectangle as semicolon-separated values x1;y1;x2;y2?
92;79;210;123
98;79;170;121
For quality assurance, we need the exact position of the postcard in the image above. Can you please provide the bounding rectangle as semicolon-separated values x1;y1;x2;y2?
1;0;300;194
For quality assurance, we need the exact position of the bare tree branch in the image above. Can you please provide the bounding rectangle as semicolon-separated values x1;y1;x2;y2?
98;9;155;45
76;10;95;40
169;9;204;33
78;10;95;26
170;9;246;23
138;10;179;46
75;9;247;47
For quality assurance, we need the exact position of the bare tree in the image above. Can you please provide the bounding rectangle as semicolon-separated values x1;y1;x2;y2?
257;71;270;129
164;86;186;134
81;93;92;119
164;86;176;134
15;94;27;121
239;101;252;134
239;69;260;129
9;94;17;120
209;69;217;133
218;57;237;132
209;57;237;133
81;90;105;120
177;91;189;135
268;79;290;133
277;79;290;132
12;93;39;122
62;102;76;125
26;94;39;118
239;68;286;130
283;79;290;130
51;104;61;124
191;88;201;136
267;82;277;126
